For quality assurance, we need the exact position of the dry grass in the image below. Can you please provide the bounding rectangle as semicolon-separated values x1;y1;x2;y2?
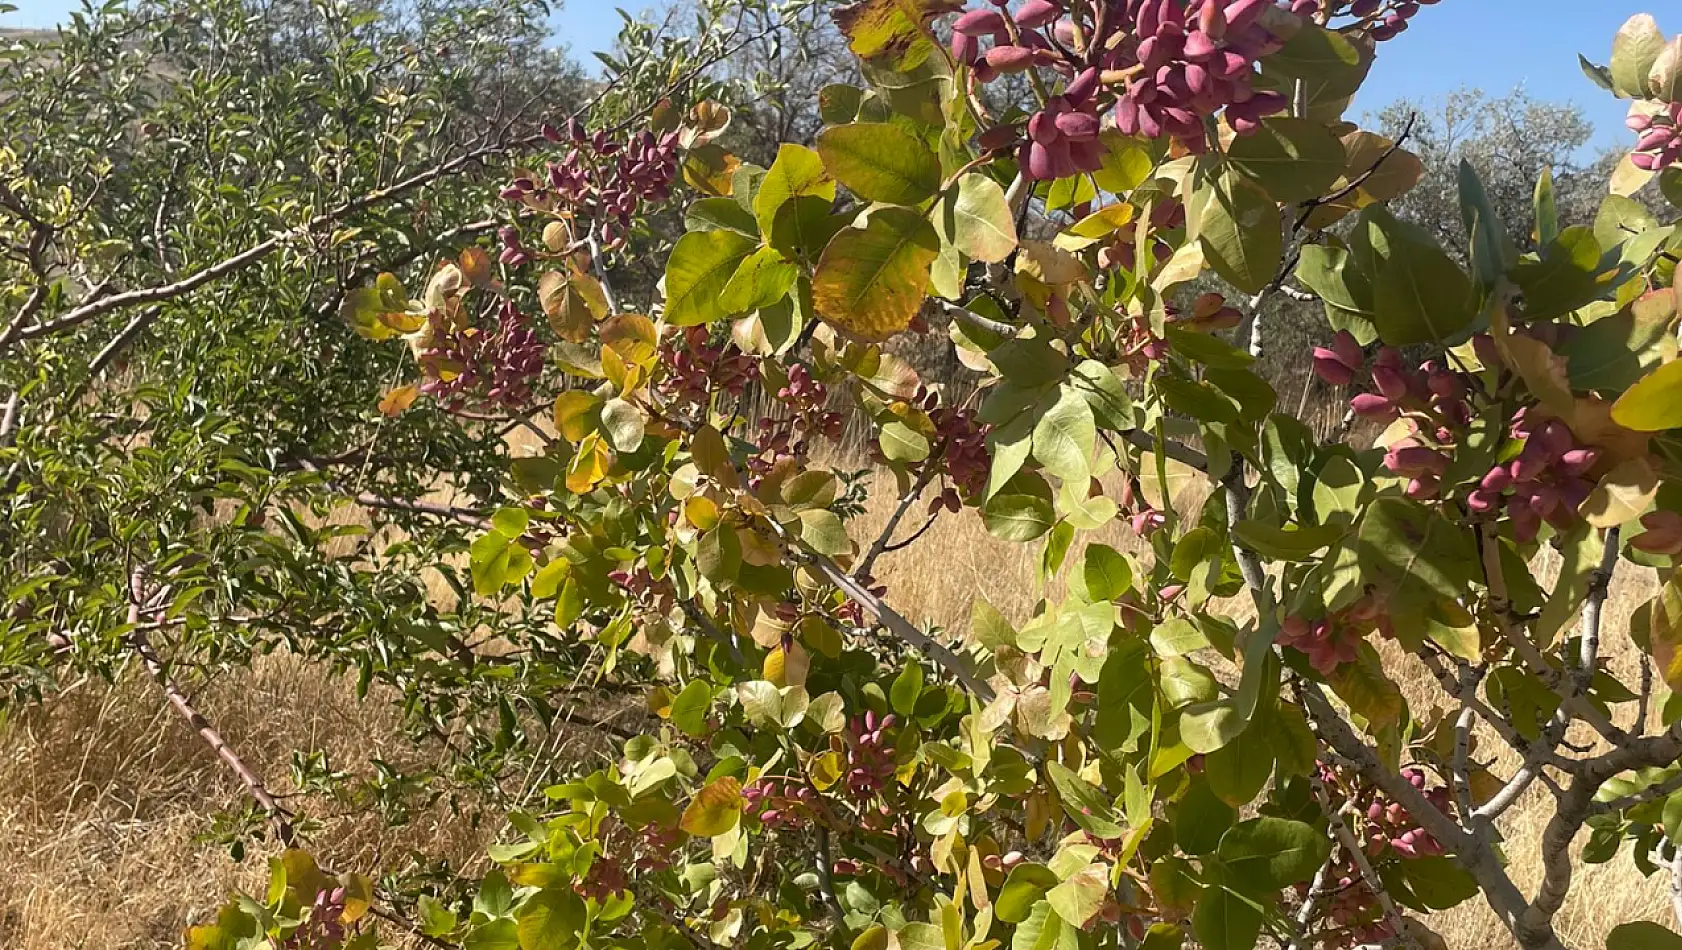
0;659;492;950
1;450;1676;948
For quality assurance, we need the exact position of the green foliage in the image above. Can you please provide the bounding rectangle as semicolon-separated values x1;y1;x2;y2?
10;5;1682;950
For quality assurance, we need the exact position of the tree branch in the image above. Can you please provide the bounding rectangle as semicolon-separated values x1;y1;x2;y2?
125;581;296;847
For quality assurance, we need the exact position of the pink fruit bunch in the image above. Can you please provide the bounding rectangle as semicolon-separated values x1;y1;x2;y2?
843;712;900;796
1278;593;1388;674
744;779;819;830
417;299;545;409
1463;410;1598;543
658;326;758;407
1628;102;1682;172
501;120;682;250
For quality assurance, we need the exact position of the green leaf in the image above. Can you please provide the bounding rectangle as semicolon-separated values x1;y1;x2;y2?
1096;638;1153;754
718;245;798;316
798;508;850;557
891;662;925;716
771;195;851;261
669;680;714;737
1069;360;1135;429
1535;165;1559;246
1189;170;1282;295
948;172;1018;263
665;230;757;326
1354;497;1478;610
1570;290;1680;392
880;420;932;462
736;680;783;728
897;923;945;950
1398;855;1479;910
812;206;939;341
1233;520;1345;561
755;143;835;236
1175;778;1236;855
1191;869;1263;950
1513;226;1612;320
1032;386;1097;483
685;197;759;236
1045;864;1107;927
1150;618;1208;657
1011;901;1065;950
471;531;533;597
1611;14;1667;98
1204;734;1274;808
697;525;742;583
1262;22;1368;104
1612;359;1682;432
816;122;941;205
1356;206;1477;346
1457;159;1518;287
1226;118;1347;204
818;83;864;124
516;887;584;950
983;472;1056;542
599;398;645;453
997;864;1060;923
1217;817;1331;893
1080;544;1133;602
1045;761;1125;839
1607;921;1682;950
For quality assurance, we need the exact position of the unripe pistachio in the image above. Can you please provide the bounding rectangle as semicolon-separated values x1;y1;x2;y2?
1014;0;1062;30
952;30;980;64
1064;67;1099;104
1632;510;1682;556
985;45;1037;73
1350;393;1397;421
953;8;1006;35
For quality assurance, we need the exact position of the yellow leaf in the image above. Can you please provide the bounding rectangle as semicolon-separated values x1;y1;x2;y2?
679;777;744;837
809;750;844;791
1648;574;1682;691
458;246;494;286
337;872;373;923
1580;456;1659;528
565;436;609;493
553;391;602;443
377;383;419;417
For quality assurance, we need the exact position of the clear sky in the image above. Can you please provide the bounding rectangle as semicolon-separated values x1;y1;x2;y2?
0;0;1662;154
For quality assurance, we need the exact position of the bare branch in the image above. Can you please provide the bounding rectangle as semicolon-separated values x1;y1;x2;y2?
854;464;939;580
125;583;296;847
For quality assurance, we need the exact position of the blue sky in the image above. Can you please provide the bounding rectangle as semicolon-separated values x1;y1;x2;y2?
1;0;1661;153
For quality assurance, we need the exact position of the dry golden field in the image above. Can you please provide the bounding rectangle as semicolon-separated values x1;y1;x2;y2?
1;424;1677;949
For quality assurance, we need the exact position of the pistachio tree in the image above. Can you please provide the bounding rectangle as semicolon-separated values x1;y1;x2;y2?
39;2;1682;949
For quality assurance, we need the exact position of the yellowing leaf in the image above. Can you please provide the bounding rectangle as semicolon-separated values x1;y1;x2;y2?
811;207;939;341
664;230;758;326
1648;574;1682;692
1580;456;1659;528
680;776;745;837
377;383;419;417
553;391;602;443
809;749;844;790
1612;360;1682;432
